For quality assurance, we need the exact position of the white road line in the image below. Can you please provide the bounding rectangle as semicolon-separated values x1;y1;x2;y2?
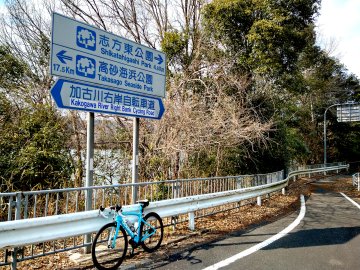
340;192;360;210
202;195;306;270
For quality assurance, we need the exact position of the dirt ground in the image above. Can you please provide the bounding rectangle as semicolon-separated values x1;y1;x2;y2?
5;174;359;270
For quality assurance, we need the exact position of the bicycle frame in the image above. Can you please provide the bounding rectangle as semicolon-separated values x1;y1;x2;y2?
109;205;157;248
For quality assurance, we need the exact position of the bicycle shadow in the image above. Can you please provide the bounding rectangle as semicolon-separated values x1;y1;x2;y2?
262;226;360;250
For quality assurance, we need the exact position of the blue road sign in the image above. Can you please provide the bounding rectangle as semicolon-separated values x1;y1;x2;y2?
50;12;166;98
51;79;165;120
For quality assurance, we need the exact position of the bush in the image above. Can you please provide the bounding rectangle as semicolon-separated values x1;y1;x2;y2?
0;99;73;192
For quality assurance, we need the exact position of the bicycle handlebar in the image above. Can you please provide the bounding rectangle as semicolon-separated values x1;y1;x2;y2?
98;204;122;219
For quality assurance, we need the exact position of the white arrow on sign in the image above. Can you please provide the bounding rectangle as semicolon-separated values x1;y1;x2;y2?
56;50;73;64
51;79;165;120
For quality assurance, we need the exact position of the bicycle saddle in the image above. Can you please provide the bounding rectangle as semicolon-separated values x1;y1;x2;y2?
137;199;149;208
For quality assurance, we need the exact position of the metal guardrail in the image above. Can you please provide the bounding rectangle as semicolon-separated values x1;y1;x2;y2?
0;180;288;250
287;162;346;175
0;162;348;268
0;171;284;222
352;173;360;191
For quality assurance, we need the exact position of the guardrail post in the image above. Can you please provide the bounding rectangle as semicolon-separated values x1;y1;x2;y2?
11;249;17;270
11;193;22;270
282;188;286;195
172;182;175;198
188;212;195;231
174;180;180;198
15;193;21;219
236;177;242;189
7;196;13;221
355;174;357;186
257;196;261;206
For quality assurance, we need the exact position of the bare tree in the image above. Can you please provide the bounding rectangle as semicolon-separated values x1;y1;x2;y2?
138;56;273;179
0;0;54;104
59;0;204;49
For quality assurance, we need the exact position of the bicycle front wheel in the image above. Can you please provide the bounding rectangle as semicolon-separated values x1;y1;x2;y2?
140;212;163;252
91;222;128;270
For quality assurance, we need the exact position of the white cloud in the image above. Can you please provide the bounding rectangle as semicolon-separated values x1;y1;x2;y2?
316;0;360;77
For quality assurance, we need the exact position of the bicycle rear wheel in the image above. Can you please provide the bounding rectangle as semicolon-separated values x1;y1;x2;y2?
91;222;128;270
140;212;163;252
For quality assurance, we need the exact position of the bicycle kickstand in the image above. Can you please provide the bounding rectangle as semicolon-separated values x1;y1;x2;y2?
128;238;139;258
128;244;135;258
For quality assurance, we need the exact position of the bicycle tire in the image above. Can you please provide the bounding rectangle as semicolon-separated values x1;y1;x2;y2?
140;212;163;252
91;222;128;270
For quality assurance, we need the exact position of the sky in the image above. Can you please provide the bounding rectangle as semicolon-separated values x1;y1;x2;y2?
0;0;359;77
316;0;360;78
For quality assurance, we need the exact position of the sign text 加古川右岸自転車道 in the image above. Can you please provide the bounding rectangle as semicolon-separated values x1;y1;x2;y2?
50;79;165;120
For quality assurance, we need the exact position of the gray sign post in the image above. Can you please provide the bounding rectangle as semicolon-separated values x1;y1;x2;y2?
132;118;140;203
84;112;94;252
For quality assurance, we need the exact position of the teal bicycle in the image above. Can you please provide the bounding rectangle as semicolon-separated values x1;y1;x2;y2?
91;200;163;270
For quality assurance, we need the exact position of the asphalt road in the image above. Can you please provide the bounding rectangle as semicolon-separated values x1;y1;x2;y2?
138;179;360;270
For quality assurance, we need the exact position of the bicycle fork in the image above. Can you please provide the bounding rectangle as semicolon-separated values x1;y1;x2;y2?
108;225;119;249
